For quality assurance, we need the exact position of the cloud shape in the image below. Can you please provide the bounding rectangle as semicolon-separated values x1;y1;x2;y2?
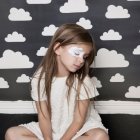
110;73;125;82
8;7;32;21
76;17;93;29
0;77;9;88
90;48;129;68
5;31;26;42
16;74;30;83
105;5;130;19
100;29;122;40
26;0;51;4
133;45;140;55
42;24;58;36
36;47;48;56
91;77;102;88
60;0;88;13
125;86;140;98
0;49;34;69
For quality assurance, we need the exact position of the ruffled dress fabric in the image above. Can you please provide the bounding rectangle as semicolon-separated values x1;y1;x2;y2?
20;76;108;140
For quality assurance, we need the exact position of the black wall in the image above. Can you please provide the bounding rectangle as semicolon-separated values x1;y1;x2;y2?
0;0;140;140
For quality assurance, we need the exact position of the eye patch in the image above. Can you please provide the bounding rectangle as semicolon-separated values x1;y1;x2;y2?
68;47;84;58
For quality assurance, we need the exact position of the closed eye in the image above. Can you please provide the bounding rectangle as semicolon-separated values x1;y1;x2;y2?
74;50;80;56
74;52;80;55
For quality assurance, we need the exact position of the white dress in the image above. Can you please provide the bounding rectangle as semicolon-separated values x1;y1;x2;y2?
20;75;108;140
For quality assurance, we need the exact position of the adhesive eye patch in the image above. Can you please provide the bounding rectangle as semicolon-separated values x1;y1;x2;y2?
68;47;85;58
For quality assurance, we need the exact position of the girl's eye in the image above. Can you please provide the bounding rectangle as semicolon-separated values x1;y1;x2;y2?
74;51;80;56
74;52;80;56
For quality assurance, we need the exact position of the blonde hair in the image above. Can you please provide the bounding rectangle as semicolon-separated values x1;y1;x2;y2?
33;23;96;118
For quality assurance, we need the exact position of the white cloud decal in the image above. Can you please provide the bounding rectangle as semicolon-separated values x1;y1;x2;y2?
91;77;102;88
110;73;125;82
100;29;122;40
133;45;140;55
42;24;58;36
125;86;140;98
5;31;26;42
8;7;32;21
90;48;129;68
26;0;51;4
36;47;48;56
0;50;34;69
105;5;130;19
76;17;93;29
16;74;30;83
60;0;88;13
0;77;9;88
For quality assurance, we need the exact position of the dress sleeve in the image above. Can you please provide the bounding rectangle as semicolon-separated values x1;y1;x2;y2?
31;74;47;101
77;76;99;100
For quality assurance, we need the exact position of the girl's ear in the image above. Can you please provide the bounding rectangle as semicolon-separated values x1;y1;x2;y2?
53;42;62;55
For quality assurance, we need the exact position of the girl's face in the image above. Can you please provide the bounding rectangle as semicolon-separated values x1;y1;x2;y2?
55;43;92;76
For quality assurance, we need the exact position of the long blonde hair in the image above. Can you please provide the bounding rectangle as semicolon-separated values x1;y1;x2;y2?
33;23;96;118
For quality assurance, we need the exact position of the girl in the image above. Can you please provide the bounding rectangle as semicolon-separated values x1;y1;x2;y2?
5;23;109;140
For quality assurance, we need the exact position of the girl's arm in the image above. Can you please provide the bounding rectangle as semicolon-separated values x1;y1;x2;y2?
35;101;52;140
60;99;90;140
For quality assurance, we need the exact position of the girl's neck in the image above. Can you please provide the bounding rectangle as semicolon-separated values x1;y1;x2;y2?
55;73;69;78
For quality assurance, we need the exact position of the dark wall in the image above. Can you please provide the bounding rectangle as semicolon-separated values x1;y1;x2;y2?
0;0;140;140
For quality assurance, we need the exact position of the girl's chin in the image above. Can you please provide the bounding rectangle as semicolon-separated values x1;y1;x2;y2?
69;68;79;73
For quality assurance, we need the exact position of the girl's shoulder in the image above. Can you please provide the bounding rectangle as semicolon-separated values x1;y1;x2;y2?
75;75;99;100
75;75;94;86
83;75;92;83
33;67;45;79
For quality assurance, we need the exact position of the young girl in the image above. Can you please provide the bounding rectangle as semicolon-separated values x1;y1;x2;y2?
5;23;109;140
